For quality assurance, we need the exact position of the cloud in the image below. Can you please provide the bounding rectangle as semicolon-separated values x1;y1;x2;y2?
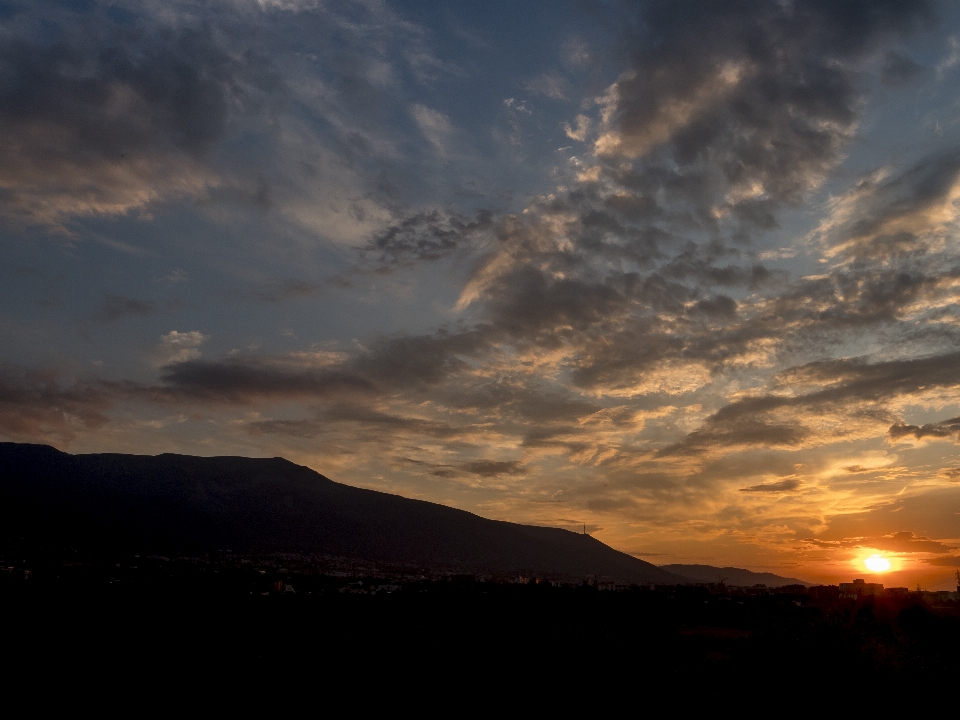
526;73;569;100
739;478;801;493
563;114;591;142
155;331;208;367
352;330;491;389
0;366;112;444
0;0;470;252
813;150;960;261
889;417;960;443
96;294;156;323
756;247;797;261
366;209;494;266
252;404;463;443
876;531;955;553
410;103;454;155
662;351;960;456
806;531;955;554
158;354;371;403
589;0;932;227
150;328;492;404
809;487;960;548
3;1;958;576
0;16;254;227
880;50;924;86
562;37;590;69
459;460;526;478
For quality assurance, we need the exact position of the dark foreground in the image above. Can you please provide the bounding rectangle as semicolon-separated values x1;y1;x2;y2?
3;559;958;698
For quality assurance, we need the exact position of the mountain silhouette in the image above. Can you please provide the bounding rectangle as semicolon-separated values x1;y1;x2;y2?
0;443;684;584
659;564;811;587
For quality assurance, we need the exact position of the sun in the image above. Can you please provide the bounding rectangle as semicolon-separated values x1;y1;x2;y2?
864;554;891;573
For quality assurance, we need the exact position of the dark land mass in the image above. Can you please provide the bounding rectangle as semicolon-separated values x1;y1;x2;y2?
661;564;812;587
0;442;683;584
2;565;957;695
2;442;959;692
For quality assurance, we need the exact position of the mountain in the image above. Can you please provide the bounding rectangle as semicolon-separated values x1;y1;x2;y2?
0;443;684;584
660;564;811;587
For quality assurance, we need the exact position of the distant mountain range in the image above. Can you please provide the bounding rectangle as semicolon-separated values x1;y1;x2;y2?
0;443;685;584
660;564;812;588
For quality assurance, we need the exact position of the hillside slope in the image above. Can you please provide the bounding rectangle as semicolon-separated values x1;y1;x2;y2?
660;564;811;587
0;443;683;584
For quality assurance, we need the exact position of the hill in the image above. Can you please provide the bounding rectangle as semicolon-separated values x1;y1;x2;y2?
0;443;683;584
660;564;811;587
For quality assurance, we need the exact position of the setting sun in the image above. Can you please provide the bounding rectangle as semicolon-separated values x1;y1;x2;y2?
864;554;891;573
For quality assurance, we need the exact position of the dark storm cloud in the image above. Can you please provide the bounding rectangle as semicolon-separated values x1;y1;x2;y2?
0;0;479;243
453;42;957;398
464;1;932;376
353;329;489;389
458;218;784;392
662;351;960;456
692;295;738;320
467;141;960;401
95;294;156;322
463;249;781;393
0;6;273;225
151;327;490;404
158;359;375;403
367;209;494;266
661;257;777;291
821;149;960;260
0;16;228;224
458;459;526;478
779;351;960;398
600;0;932;222
144;330;613;449
485;267;628;343
889;416;960;443
0;366;112;443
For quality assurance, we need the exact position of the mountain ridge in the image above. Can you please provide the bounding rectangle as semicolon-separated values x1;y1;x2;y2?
0;442;685;584
660;564;812;587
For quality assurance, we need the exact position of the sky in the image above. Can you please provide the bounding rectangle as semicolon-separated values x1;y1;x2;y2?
2;0;960;589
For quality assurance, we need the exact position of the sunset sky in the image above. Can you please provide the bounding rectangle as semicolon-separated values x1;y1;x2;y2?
3;0;960;589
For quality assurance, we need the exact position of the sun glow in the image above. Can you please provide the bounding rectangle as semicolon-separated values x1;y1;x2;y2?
864;554;891;573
